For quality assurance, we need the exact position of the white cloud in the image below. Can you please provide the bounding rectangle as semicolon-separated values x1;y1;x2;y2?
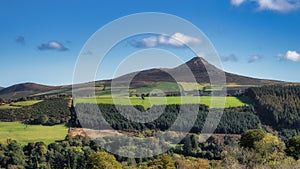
222;54;238;62
230;0;300;12
257;0;300;12
170;32;201;46
38;41;68;51
248;55;262;63
231;0;246;6
132;33;201;48
141;36;158;47
279;50;300;61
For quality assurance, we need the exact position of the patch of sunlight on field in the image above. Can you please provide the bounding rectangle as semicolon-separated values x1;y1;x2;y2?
178;82;204;91
0;104;20;109
75;96;250;109
10;100;43;107
135;82;180;93
0;100;43;109
0;122;68;145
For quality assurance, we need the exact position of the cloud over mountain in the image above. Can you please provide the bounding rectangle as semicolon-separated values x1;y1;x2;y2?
131;33;201;48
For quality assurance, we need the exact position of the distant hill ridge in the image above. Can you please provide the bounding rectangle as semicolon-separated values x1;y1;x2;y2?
0;57;285;99
0;83;57;99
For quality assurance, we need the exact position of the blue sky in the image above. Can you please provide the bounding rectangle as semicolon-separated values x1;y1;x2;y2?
1;0;300;87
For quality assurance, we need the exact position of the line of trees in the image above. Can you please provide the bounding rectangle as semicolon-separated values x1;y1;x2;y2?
0;134;215;169
1;130;300;168
69;104;260;135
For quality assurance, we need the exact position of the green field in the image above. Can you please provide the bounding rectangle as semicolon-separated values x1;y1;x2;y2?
178;82;204;91
135;82;180;93
75;96;250;109
134;82;224;93
0;122;68;145
0;104;19;109
10;100;43;107
0;100;43;109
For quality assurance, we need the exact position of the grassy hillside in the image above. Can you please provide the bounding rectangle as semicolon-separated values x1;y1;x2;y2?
75;96;251;109
134;82;180;93
178;82;204;91
0;122;68;145
10;100;43;107
0;83;57;99
0;57;288;100
0;100;43;109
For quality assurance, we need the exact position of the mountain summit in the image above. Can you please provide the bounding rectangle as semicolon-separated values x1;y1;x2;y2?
0;57;284;99
115;57;282;85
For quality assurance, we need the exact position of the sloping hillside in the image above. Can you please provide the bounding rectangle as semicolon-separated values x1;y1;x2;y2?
114;57;283;86
0;83;57;99
0;57;286;99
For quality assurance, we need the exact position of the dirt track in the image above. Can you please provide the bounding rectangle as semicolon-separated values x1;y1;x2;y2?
68;128;241;143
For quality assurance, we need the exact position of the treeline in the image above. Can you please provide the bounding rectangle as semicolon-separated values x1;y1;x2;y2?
0;98;70;125
70;104;260;134
0;136;98;169
1;130;300;169
222;129;300;168
245;85;300;135
0;134;217;169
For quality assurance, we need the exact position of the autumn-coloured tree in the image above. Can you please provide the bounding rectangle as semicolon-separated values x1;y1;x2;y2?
254;133;286;166
240;129;266;149
87;152;121;169
286;135;300;160
150;154;175;169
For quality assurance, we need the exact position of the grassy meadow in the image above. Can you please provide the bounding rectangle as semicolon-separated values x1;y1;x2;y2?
75;96;250;109
10;100;43;107
74;82;251;108
0;100;43;109
0;122;68;145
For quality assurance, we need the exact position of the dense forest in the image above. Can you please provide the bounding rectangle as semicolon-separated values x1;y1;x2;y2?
70;104;260;135
245;85;300;139
0;133;220;168
1;130;300;169
0;98;70;125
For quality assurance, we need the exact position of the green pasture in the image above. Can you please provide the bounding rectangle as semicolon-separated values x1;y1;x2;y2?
135;82;180;93
178;82;204;91
0;104;19;109
0;122;68;145
0;100;43;109
75;96;250;109
10;100;43;107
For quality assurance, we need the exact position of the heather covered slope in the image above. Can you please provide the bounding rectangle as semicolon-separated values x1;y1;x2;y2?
0;57;286;100
114;57;283;86
0;83;57;99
